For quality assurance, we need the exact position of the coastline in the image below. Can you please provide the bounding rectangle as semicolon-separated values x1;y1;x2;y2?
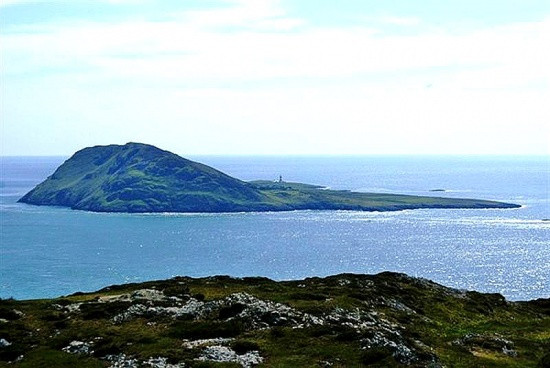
17;199;522;214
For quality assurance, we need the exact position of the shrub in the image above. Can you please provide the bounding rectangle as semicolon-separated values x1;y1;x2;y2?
40;312;65;322
163;285;190;298
79;301;131;320
231;340;260;354
360;347;393;364
270;326;285;338
348;292;370;301
54;299;72;306
0;307;21;321
0;344;25;362
538;353;550;368
218;303;245;320
92;339;122;357
168;320;244;339
193;293;205;302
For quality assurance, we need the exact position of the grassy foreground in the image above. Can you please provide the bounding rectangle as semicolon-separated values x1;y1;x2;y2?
1;272;548;367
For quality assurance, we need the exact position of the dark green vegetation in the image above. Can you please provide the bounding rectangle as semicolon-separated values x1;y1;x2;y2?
1;273;548;367
19;143;520;213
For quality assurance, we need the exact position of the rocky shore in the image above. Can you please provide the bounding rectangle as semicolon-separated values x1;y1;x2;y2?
1;272;549;367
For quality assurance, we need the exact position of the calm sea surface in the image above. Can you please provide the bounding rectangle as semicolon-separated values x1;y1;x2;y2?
1;156;548;300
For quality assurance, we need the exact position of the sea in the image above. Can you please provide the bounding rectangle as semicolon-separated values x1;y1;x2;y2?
1;155;548;301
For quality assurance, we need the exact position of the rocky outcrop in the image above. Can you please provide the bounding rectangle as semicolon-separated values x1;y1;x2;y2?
62;340;93;355
105;354;186;368
453;333;518;357
2;272;548;367
58;285;439;366
198;345;263;367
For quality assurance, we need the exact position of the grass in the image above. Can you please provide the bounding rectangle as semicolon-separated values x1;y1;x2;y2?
20;142;520;213
1;272;548;367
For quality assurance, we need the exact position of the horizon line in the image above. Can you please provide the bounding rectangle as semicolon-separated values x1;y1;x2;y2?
1;153;549;158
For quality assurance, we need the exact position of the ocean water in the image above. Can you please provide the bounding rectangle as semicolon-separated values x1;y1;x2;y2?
0;155;548;301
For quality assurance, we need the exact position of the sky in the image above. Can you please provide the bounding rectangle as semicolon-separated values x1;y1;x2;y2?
1;0;549;156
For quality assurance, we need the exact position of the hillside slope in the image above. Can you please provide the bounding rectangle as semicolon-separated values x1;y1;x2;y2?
19;143;265;212
19;143;520;213
0;272;548;367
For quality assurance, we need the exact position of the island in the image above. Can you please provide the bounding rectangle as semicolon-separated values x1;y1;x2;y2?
19;142;520;213
0;273;548;367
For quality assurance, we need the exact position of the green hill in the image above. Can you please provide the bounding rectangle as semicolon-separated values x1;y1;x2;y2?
19;143;264;212
19;143;520;213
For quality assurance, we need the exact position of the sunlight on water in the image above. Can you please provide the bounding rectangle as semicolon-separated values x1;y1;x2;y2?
1;156;548;300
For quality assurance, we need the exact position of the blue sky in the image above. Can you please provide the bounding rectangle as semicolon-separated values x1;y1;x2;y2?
1;0;549;155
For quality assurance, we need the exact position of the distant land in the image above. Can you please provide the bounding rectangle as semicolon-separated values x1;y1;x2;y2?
19;143;520;213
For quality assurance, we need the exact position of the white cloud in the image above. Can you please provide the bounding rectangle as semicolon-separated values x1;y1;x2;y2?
4;11;548;85
0;0;44;6
0;0;143;6
379;16;421;26
183;0;287;27
1;1;549;154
